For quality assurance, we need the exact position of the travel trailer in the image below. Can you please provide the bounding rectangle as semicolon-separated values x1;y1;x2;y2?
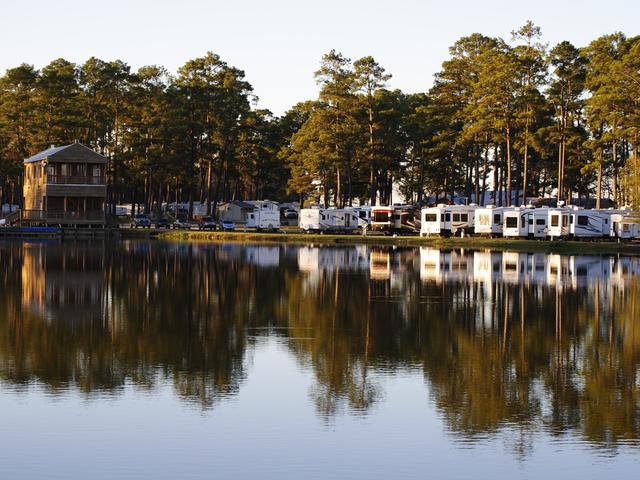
420;204;476;237
348;206;371;228
569;209;611;239
371;205;418;234
502;207;531;238
528;208;549;239
547;208;570;239
609;211;640;240
299;208;359;233
299;208;332;232
474;206;506;237
245;201;280;231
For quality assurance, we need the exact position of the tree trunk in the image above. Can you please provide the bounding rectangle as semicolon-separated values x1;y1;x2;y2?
596;150;603;209
506;128;512;207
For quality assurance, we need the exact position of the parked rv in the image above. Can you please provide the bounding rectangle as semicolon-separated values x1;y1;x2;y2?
474;206;506;237
370;206;395;234
547;208;571;239
528;208;549;239
420;204;476;237
570;210;610;239
503;207;531;238
245;201;280;231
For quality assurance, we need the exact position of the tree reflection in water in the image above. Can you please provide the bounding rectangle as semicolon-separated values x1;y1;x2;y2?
0;240;639;450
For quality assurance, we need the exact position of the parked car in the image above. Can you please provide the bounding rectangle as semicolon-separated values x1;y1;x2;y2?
198;216;217;230
131;214;151;229
220;220;235;231
172;219;191;230
155;217;171;229
284;208;298;219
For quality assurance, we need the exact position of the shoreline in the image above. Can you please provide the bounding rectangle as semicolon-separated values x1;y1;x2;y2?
157;230;640;255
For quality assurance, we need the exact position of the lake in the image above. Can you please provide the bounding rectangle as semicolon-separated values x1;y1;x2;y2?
1;240;640;479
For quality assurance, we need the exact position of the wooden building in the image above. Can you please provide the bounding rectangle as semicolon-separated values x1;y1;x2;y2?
22;141;107;226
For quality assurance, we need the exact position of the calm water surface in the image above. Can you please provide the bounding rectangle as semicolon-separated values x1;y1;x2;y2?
1;240;640;479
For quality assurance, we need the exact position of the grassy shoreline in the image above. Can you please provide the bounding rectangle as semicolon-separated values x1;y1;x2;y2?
157;230;640;255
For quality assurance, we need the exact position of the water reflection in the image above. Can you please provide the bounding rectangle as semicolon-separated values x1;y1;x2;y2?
1;240;639;451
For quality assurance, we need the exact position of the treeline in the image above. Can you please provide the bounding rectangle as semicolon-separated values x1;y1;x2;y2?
1;22;639;212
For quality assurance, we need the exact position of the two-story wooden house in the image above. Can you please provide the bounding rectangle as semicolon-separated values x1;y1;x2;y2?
23;141;107;226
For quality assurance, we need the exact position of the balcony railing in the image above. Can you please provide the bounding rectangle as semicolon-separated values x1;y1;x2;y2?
21;210;106;223
46;175;105;185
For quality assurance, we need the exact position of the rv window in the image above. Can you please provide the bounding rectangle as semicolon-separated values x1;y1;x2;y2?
570;216;573;224
528;218;533;225
424;213;437;222
478;214;489;226
623;224;630;232
321;214;326;220
536;219;546;226
577;216;588;226
551;215;559;227
452;214;460;222
249;214;254;219
562;215;568;227
506;217;518;228
372;212;389;222
460;214;468;222
493;214;501;225
392;214;400;220
445;213;451;222
359;211;366;219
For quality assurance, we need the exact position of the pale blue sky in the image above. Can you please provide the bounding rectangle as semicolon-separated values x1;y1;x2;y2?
2;0;638;114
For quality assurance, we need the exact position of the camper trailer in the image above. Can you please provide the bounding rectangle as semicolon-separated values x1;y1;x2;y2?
528;208;549;239
503;207;531;238
245;201;280;231
474;206;506;237
349;206;371;228
569;210;610;239
420;204;476;237
371;205;418;234
547;208;570;239
337;208;362;233
299;208;359;233
299;208;332;232
609;211;640;240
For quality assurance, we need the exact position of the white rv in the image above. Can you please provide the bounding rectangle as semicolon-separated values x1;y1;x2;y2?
420;204;476;237
569;210;610;239
299;208;359;233
609;211;640;240
349;206;371;228
299;208;331;232
528;208;549;239
547;208;570;239
503;207;531;238
245;201;280;231
474;206;506;237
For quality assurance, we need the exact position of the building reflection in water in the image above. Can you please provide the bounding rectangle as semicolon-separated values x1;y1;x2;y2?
1;240;640;451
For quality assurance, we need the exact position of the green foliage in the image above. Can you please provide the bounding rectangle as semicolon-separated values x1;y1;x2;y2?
1;28;640;211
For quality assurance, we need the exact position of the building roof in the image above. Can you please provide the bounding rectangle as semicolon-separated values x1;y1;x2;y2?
24;142;108;164
219;200;255;209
